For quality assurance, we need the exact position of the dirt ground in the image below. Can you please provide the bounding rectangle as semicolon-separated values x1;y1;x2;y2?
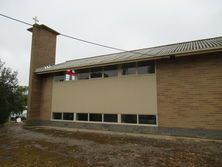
0;123;221;167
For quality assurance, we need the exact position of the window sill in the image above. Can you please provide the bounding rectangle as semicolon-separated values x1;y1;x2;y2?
51;119;157;127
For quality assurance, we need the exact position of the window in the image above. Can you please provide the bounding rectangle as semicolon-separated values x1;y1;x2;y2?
65;69;76;81
53;112;62;120
104;114;118;122
63;113;74;121
76;113;88;121
52;112;156;126
89;113;102;122
137;61;155;74
122;63;136;75
54;72;65;82
76;69;90;80
121;114;137;124
139;115;156;124
90;67;102;79
104;65;118;78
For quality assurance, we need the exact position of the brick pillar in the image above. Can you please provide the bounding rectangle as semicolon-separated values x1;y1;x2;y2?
27;24;59;121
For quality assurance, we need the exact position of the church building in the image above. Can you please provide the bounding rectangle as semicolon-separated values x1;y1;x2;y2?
27;24;222;139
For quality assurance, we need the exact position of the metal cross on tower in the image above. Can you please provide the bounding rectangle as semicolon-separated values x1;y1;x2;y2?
33;16;39;24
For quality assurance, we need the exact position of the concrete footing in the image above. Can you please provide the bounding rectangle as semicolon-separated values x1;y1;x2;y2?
26;120;222;140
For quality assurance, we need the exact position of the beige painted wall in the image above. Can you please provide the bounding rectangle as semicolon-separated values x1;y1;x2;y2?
51;74;157;115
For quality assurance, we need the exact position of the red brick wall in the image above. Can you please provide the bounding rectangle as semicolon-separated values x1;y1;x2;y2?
156;52;222;130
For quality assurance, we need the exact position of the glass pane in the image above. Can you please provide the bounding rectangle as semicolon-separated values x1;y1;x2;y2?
76;69;90;80
137;61;155;74
54;72;65;82
89;113;102;122
104;114;118;122
139;115;156;124
91;67;102;78
53;112;62;120
76;113;88;121
122;63;136;75
104;65;118;78
63;113;74;120
121;114;137;124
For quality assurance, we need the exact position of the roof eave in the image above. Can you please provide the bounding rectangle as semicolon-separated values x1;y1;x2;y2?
35;48;222;75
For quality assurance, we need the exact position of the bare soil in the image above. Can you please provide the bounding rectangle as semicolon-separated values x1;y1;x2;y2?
0;123;221;167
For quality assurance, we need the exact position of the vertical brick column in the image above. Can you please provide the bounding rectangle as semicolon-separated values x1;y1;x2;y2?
27;24;59;121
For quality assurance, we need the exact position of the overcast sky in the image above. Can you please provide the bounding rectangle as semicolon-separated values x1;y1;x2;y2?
0;0;222;85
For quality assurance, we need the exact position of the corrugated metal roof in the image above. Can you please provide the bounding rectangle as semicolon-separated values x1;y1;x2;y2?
36;36;222;74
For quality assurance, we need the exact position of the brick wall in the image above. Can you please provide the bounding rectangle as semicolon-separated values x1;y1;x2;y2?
156;52;222;130
27;25;58;120
39;74;53;120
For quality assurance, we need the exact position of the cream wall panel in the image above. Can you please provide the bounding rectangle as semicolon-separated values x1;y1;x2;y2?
52;75;157;115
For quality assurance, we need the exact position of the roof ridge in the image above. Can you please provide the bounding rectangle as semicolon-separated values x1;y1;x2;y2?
131;36;222;51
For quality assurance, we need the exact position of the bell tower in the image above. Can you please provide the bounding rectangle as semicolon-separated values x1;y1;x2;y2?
27;24;59;121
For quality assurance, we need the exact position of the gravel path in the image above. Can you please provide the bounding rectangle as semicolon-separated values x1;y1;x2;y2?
0;123;222;167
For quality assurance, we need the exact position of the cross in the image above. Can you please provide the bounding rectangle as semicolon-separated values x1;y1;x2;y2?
33;16;39;24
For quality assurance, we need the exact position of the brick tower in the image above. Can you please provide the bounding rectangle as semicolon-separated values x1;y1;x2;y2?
27;24;59;122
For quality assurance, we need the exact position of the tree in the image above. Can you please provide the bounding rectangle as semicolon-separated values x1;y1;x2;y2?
11;86;28;115
0;59;27;124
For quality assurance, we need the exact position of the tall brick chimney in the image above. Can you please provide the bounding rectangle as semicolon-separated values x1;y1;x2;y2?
27;24;59;122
